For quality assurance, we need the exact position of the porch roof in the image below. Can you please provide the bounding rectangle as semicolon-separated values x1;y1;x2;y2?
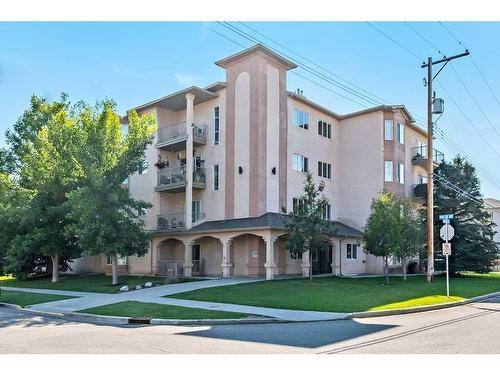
153;212;363;238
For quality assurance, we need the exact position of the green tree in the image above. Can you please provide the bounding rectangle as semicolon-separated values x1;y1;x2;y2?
1;95;80;281
394;197;425;280
433;157;498;274
363;193;402;285
282;172;331;281
62;102;157;285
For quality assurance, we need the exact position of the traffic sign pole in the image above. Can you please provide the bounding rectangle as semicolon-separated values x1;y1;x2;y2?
446;253;449;297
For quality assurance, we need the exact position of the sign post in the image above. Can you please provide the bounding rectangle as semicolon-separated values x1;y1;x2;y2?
440;221;454;297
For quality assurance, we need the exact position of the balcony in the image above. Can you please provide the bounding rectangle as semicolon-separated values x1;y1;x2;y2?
412;145;444;166
156;211;206;231
155;166;206;193
155;122;207;152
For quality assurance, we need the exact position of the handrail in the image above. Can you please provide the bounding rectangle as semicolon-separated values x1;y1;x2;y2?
157;123;207;144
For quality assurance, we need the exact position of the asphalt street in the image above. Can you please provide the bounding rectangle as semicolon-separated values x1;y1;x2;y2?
0;296;499;354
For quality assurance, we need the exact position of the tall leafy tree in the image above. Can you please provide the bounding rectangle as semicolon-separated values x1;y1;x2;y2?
61;102;157;285
433;157;498;274
363;193;402;285
283;172;331;281
394;197;425;280
1;95;80;281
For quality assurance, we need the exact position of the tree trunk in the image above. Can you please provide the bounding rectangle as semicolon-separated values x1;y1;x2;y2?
309;249;313;282
402;257;407;281
111;254;119;285
384;256;389;285
51;254;60;283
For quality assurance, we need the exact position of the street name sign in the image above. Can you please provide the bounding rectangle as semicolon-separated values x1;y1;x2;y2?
439;214;454;221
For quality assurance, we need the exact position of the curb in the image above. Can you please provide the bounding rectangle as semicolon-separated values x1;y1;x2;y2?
2;290;499;325
348;291;500;319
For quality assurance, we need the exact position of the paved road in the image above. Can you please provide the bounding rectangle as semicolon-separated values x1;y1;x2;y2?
1;296;499;354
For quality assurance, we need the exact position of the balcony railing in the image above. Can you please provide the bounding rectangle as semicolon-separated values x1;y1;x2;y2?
156;166;206;191
156;122;207;146
157;211;206;231
412;145;444;165
157;212;186;230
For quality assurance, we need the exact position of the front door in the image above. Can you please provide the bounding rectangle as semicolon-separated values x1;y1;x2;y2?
192;244;201;274
312;245;333;274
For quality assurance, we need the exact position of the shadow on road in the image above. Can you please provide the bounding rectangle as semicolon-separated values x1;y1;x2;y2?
177;320;397;349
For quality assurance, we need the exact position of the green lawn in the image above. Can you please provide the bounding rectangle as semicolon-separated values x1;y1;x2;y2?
0;274;203;294
170;273;500;313
78;301;249;320
0;290;75;307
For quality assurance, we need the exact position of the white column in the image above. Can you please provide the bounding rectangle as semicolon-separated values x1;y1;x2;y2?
301;251;311;278
221;238;232;278
264;234;277;280
183;240;193;277
331;239;341;276
185;93;195;230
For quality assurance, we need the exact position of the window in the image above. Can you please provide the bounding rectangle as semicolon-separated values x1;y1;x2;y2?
293;108;310;129
213;164;219;191
292;197;306;214
290;251;303;260
346;244;358;260
384;120;393;140
397;162;405;184
214;106;220;145
318;161;332;179
292;154;309;172
192;200;201;222
139;158;148;174
418;175;428;184
139;208;147;216
322;203;332;220
318;120;332;139
106;255;127;266
384;161;393;182
397;122;405;144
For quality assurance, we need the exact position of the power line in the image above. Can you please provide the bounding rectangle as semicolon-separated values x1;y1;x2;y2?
404;22;445;57
217;22;384;107
366;22;423;61
238;22;393;106
439;22;500;109
209;22;500;192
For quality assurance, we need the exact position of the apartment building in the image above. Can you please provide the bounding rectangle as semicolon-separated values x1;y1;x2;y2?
74;44;441;279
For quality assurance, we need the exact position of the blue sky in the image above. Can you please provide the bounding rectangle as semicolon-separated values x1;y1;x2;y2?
1;22;499;198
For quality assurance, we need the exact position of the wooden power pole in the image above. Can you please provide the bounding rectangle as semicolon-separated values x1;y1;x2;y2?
421;50;469;283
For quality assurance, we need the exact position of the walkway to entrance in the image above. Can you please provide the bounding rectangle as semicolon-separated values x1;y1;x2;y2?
0;278;347;321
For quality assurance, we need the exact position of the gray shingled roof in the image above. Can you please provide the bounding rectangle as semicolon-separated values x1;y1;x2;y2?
153;212;363;238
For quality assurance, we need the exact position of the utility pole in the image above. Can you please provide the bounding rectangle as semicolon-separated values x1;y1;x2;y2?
421;50;469;283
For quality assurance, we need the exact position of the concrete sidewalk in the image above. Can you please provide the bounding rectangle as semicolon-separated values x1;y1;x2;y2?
1;277;346;321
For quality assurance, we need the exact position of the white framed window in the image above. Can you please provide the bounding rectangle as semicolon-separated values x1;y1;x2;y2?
384;120;393;141
213;164;219;191
397;162;405;184
192;200;201;222
322;203;332;220
292;154;309;172
292;197;306;214
317;161;332;179
318;120;332;139
397;122;405;144
418;175;428;184
293;108;310;129
213;106;220;145
139;158;148;174
346;244;358;260
384;161;393;182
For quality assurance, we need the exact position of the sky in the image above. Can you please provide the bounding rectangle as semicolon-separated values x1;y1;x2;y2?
1;21;499;198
